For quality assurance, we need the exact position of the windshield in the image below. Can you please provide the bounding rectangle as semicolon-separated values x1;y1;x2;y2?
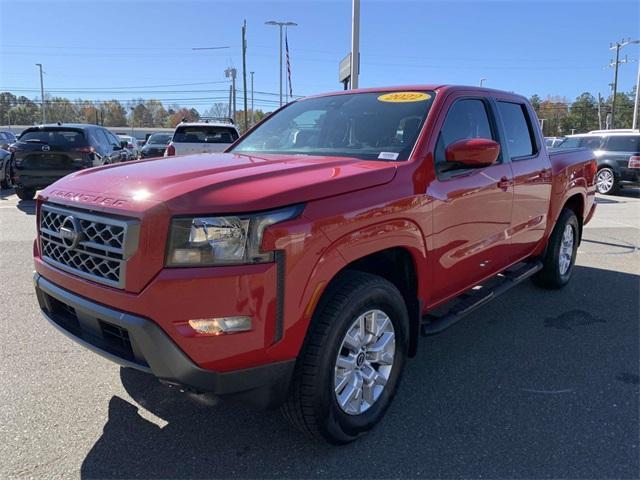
19;129;88;147
148;133;171;145
232;91;435;161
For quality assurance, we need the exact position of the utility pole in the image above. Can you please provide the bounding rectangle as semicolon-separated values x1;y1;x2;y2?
228;85;233;119
35;63;45;124
539;118;546;135
608;38;638;129
265;20;297;106
597;93;603;130
242;20;248;131
350;0;360;89
250;71;255;125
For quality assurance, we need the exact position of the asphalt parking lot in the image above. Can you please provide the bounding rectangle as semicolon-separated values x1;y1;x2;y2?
0;187;638;479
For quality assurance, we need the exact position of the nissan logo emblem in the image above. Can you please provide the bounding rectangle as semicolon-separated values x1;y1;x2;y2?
59;216;83;250
41;145;50;151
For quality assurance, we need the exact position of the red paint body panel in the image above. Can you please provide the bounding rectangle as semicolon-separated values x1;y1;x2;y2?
34;85;596;378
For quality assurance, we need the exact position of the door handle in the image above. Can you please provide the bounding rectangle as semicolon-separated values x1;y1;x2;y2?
498;176;511;191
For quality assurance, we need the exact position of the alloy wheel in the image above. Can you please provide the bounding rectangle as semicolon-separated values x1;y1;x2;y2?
334;309;395;415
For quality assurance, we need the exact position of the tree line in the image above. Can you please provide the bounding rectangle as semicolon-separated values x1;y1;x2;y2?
0;88;636;136
0;92;265;130
530;88;636;136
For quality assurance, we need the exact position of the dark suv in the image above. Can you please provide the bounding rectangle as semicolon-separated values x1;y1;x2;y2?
11;124;128;200
557;131;640;194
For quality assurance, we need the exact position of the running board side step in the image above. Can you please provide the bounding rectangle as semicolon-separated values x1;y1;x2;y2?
420;261;543;336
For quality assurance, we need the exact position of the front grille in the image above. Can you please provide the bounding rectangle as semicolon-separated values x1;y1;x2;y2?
39;203;140;289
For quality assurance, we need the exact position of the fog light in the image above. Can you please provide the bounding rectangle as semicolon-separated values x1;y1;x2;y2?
188;316;252;335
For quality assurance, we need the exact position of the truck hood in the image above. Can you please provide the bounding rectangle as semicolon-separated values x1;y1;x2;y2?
41;152;397;215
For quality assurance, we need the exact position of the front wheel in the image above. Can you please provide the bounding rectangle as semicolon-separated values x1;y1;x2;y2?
15;187;35;201
532;208;579;289
596;167;618;195
281;271;409;444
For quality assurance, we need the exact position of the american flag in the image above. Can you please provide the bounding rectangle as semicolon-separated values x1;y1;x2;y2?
285;31;293;97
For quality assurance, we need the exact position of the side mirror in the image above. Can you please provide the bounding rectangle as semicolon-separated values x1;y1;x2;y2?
120;141;128;149
0;143;9;151
445;138;500;167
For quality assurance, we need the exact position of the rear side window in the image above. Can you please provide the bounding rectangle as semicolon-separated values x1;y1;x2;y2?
174;126;239;144
604;135;640;153
497;102;535;159
19;129;88;147
435;98;495;171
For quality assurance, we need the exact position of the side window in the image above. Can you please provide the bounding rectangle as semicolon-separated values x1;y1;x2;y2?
497;101;535;159
605;135;640;153
94;129;111;151
435;99;495;175
106;131;121;148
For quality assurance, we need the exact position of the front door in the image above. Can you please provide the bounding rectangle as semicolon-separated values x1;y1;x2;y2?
428;96;514;304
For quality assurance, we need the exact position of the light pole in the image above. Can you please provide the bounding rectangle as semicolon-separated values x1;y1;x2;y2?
130;107;135;137
633;57;640;130
479;78;486;87
265;20;297;106
350;0;360;89
225;67;237;121
250;71;255;125
35;63;45;124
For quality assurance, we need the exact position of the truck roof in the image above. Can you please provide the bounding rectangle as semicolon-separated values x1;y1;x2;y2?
303;84;528;102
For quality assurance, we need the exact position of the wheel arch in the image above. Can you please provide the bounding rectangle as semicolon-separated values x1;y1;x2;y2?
297;220;426;360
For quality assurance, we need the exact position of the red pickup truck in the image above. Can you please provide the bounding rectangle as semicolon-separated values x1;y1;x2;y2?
33;85;596;443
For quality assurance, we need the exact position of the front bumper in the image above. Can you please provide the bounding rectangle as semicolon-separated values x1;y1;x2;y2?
34;273;295;408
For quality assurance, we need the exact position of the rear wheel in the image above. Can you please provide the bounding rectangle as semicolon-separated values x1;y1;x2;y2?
596;167;618;195
532;208;579;289
282;271;409;444
15;187;35;201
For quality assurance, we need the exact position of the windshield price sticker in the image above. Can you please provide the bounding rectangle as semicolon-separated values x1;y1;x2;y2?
377;92;431;103
378;152;400;160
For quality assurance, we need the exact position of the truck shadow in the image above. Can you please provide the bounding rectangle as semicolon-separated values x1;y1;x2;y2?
80;265;640;479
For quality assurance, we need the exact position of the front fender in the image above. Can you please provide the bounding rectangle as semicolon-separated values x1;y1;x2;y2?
283;218;427;356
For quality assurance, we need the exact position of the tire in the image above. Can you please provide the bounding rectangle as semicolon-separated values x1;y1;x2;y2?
532;208;580;289
595;167;618;195
1;160;11;189
15;187;35;201
281;271;409;444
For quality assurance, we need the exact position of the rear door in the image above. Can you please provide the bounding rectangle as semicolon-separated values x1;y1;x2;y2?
495;99;552;261
602;135;640;183
428;95;515;302
172;125;239;155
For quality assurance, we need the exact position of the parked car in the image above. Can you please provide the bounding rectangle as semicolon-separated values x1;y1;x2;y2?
0;148;11;189
556;130;639;194
165;120;239;156
117;135;140;161
0;131;17;150
544;136;565;148
33;85;596;444
12;124;128;200
140;132;172;158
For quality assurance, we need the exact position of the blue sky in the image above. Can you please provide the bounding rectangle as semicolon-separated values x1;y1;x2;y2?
1;0;638;113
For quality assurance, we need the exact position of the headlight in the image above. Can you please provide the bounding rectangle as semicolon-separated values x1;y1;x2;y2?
166;204;303;266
